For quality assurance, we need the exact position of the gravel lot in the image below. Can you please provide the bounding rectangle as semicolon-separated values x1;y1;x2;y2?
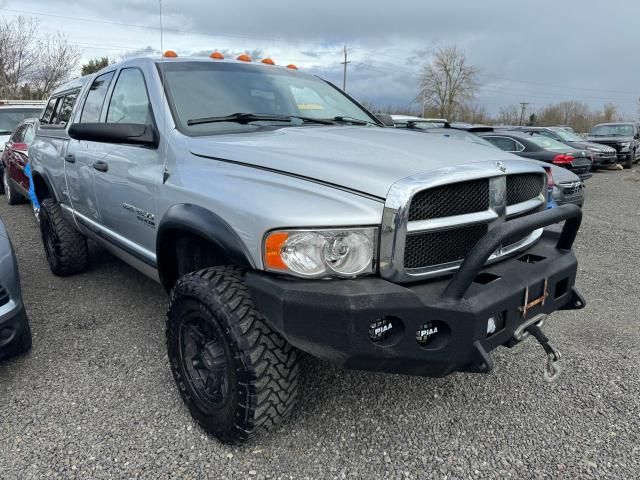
0;169;638;479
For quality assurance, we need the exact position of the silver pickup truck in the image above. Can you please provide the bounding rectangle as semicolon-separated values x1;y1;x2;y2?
30;55;585;444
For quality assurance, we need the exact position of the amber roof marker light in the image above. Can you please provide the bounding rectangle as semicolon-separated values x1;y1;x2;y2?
286;64;298;70
163;50;178;58
261;58;276;65
210;51;224;60
237;54;252;62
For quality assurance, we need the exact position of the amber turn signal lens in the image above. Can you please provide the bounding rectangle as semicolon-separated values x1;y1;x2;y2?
210;51;224;60
237;54;251;62
163;50;178;58
264;232;289;270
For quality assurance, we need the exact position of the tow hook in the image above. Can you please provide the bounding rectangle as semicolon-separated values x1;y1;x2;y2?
526;324;562;383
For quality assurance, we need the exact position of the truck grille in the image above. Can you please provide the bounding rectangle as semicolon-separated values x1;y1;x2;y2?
506;173;544;206
408;179;489;221
404;224;488;268
559;182;584;197
381;162;547;282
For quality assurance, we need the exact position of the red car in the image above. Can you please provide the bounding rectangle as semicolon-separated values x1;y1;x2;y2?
1;118;37;206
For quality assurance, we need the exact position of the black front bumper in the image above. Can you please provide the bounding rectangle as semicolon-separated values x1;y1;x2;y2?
248;205;585;378
592;156;617;167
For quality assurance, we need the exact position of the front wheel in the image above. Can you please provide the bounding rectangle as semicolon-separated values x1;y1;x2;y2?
167;266;299;444
624;150;634;169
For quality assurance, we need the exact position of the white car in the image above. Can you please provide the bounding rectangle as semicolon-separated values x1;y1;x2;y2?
0;102;46;151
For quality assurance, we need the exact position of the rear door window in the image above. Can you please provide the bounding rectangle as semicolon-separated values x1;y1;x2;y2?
80;71;115;123
485;136;519;152
56;92;79;125
41;98;58;125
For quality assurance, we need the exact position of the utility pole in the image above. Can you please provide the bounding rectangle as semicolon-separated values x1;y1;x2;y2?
519;102;530;126
340;45;351;91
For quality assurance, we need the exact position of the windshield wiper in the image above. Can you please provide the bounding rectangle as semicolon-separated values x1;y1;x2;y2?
186;112;334;126
0;130;12;135
328;116;377;126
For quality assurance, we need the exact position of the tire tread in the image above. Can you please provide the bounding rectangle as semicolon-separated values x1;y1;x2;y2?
167;266;299;444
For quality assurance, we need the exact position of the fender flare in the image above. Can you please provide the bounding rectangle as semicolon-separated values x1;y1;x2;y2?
156;204;255;289
30;169;59;203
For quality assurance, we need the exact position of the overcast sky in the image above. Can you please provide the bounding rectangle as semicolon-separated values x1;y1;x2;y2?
2;0;639;116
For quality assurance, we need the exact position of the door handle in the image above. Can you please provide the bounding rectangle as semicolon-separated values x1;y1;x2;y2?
93;160;108;172
64;153;75;163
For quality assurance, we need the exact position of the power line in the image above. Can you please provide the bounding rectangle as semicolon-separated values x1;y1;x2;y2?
0;7;312;46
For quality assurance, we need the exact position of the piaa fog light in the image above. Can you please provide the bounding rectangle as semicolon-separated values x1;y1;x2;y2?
416;322;439;345
369;318;393;342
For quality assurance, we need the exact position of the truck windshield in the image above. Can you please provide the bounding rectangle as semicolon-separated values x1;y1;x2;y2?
159;61;378;135
0;108;43;135
589;124;634;137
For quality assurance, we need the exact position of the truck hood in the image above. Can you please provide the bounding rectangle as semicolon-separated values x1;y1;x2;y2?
188;126;519;198
585;136;633;144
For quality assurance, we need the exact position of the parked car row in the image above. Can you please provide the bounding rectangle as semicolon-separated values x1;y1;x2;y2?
389;115;587;208
0;102;43;362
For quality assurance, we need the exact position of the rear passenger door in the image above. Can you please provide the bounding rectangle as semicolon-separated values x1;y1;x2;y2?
92;67;161;259
65;71;115;223
36;89;82;205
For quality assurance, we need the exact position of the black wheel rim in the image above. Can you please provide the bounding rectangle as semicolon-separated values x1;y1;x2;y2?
179;314;230;410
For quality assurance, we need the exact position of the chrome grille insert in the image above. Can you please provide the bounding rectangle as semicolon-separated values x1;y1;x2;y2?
379;161;547;283
408;179;489;221
404;224;488;269
506;173;545;206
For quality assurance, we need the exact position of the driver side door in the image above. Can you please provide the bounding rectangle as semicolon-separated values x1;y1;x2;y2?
92;67;162;262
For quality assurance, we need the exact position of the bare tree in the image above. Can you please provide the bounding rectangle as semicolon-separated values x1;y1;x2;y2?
0;16;80;99
457;103;489;124
0;16;39;98
33;33;81;97
496;104;521;125
418;45;479;119
602;103;618;123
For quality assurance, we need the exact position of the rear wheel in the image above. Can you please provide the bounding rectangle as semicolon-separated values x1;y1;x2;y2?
4;168;24;205
39;198;89;276
167;266;299;444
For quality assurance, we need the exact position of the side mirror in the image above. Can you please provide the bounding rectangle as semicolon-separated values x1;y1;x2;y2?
374;113;395;127
68;123;158;147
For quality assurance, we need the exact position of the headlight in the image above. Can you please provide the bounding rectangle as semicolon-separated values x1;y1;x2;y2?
620;142;631;152
264;227;377;278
